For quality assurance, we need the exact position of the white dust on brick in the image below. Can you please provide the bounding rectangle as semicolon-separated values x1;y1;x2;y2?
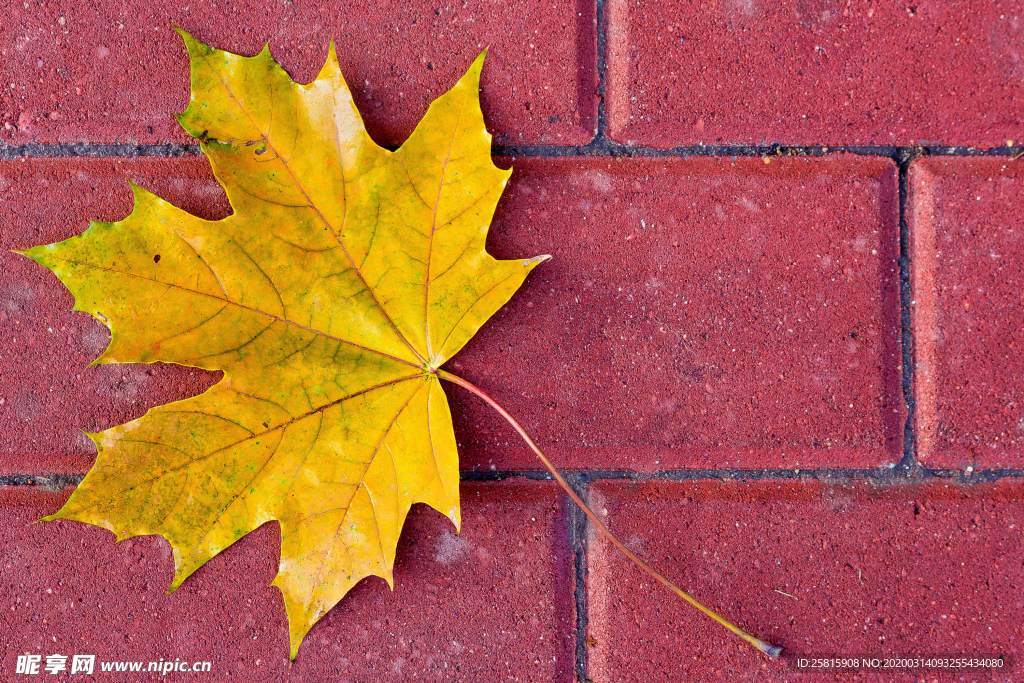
433;531;471;565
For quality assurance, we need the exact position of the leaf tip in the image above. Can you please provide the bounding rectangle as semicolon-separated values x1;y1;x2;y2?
87;350;116;367
173;24;196;50
467;49;487;82
125;176;143;197
80;430;102;447
11;244;56;263
125;178;159;212
173;24;211;57
314;38;345;85
285;617;311;661
167;568;191;595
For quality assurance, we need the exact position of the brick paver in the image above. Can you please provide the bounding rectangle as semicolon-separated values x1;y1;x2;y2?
606;0;1024;148
0;480;574;681
2;155;903;474
911;157;1024;469
588;480;1024;682
452;156;903;470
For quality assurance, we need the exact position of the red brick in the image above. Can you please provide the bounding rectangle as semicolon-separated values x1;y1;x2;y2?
1;158;224;474
0;1;596;147
449;155;903;470
587;480;1024;682
910;157;1024;469
0;480;574;681
3;156;902;474
606;0;1024;148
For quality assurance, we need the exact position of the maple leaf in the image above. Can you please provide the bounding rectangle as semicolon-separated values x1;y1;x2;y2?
20;29;548;657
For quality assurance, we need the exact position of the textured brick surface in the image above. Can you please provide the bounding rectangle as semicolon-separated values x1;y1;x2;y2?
1;155;903;474
450;155;903;470
3;1;1023;677
587;480;1024;682
910;157;1024;469
0;480;574;681
0;0;596;147
606;0;1024;148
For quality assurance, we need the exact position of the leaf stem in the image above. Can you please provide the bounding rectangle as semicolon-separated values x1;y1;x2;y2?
437;369;783;660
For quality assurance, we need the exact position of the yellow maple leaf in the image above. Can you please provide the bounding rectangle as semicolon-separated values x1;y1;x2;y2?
20;29;548;658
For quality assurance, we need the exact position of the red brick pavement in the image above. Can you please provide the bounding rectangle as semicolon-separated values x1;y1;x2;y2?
2;1;1022;681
